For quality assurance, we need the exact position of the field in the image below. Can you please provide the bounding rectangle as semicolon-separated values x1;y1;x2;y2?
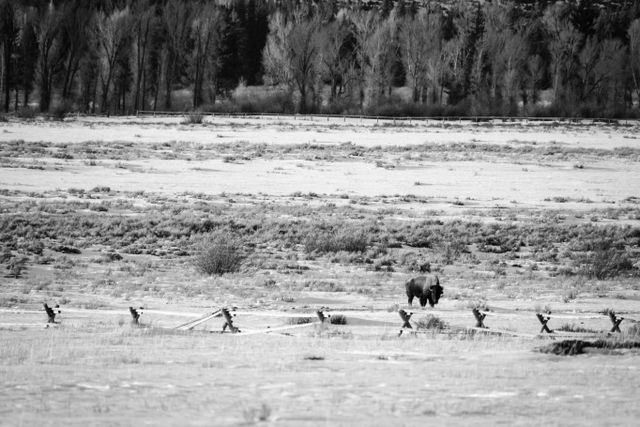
1;115;640;426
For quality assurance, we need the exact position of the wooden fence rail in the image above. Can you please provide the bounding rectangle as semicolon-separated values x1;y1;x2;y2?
134;110;635;126
28;303;640;339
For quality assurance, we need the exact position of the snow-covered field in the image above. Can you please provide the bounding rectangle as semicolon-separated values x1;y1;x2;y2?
2;116;640;211
3;115;640;149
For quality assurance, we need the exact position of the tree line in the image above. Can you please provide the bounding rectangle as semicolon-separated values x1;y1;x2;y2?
1;0;640;117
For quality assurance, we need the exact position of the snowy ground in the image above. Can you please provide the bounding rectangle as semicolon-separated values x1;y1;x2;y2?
2;116;640;211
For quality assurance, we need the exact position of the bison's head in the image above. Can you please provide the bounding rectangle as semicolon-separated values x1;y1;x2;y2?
426;283;444;307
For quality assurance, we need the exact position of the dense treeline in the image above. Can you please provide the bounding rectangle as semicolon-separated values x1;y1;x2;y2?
1;0;640;117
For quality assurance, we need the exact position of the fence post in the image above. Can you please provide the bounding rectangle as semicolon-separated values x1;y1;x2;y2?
472;308;487;328
608;312;623;333
398;309;413;336
43;303;60;324
221;308;240;333
536;313;553;333
129;307;142;325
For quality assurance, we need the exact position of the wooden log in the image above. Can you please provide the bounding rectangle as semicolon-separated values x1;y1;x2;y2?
238;322;316;336
174;309;222;330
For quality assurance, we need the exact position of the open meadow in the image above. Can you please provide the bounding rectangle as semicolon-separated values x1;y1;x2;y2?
1;115;640;426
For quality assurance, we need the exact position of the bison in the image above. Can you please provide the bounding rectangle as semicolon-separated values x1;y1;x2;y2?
405;275;443;308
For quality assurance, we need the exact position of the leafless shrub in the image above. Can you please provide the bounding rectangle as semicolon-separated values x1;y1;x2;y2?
194;232;244;275
414;314;447;331
182;111;204;124
304;227;368;254
578;243;635;279
329;314;347;325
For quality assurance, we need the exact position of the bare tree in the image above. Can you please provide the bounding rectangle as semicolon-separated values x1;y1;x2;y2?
543;4;581;105
0;0;18;112
575;36;625;106
18;12;39;108
317;16;353;103
523;54;545;109
59;1;91;103
95;7;133;114
399;9;441;103
349;10;397;109
628;19;640;108
190;3;224;109
131;0;156;111
34;4;64;112
161;0;192;110
263;11;322;113
347;10;377;108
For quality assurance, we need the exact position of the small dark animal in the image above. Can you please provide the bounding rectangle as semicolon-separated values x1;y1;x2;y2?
405;275;443;308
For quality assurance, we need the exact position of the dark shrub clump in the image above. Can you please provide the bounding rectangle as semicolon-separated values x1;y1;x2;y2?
195;232;244;275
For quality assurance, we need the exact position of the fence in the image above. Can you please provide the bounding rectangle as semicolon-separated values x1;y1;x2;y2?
134;110;634;126
2;303;634;340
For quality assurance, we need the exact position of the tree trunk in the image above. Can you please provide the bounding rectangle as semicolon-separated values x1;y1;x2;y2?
134;21;149;111
164;50;174;110
299;84;307;113
39;70;51;112
4;43;12;112
141;68;147;110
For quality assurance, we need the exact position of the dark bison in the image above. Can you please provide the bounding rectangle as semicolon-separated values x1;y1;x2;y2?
405;275;443;308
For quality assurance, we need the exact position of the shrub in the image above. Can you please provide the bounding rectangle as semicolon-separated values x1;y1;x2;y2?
182;111;204;124
288;317;312;325
539;339;640;356
6;256;28;278
195;232;244;275
556;323;598;333
579;244;635;279
414;314;447;331
304;227;368;254
49;102;71;121
16;107;37;120
329;314;347;325
217;82;295;114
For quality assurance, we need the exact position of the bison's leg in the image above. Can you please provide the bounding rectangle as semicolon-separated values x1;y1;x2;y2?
407;294;414;306
419;296;428;308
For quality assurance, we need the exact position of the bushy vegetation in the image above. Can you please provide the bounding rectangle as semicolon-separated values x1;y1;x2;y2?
539;339;640;356
577;244;636;280
329;314;348;325
182;111;205;124
0;191;638;281
303;227;369;254
414;314;448;331
194;232;244;276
